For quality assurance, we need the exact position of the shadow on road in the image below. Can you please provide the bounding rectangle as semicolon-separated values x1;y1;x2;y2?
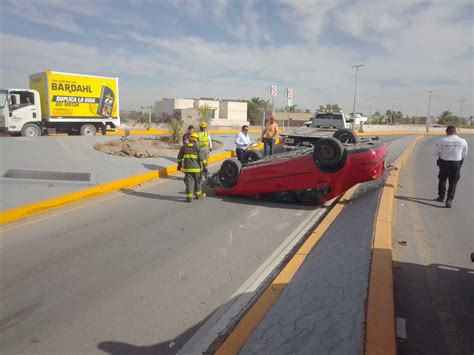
394;261;474;355
121;188;186;203
98;310;216;355
395;195;445;208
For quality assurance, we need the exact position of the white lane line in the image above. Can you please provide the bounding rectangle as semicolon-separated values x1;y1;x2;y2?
437;265;460;272
396;317;407;340
178;200;334;355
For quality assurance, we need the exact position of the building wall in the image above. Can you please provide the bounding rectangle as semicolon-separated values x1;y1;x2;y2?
194;99;220;120
154;98;175;116
219;101;247;122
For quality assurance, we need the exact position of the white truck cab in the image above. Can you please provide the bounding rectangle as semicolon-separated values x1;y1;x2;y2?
0;89;43;136
307;111;353;129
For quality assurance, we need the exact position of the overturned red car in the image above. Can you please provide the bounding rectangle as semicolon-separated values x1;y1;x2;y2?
208;136;388;205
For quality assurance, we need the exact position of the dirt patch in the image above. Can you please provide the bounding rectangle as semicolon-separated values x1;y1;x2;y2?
94;137;222;159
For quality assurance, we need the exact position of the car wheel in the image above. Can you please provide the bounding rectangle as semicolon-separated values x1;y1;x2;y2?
313;137;344;168
218;159;242;189
80;124;97;136
333;128;358;144
21;123;42;137
243;150;263;163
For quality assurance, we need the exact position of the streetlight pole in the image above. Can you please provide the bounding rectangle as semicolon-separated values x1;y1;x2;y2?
459;99;466;130
351;64;364;131
141;105;153;130
426;91;435;132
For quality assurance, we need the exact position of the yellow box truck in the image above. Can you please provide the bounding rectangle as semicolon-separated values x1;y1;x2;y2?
0;71;120;136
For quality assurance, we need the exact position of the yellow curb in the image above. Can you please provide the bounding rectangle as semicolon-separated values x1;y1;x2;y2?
0;151;235;225
215;184;360;355
365;135;424;355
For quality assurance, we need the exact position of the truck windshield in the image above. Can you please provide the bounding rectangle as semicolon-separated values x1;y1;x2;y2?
0;90;7;109
315;113;342;120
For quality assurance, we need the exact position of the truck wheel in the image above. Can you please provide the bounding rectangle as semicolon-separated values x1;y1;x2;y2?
333;129;358;144
218;159;242;189
80;124;97;136
21;123;42;137
313;137;344;168
242;150;263;163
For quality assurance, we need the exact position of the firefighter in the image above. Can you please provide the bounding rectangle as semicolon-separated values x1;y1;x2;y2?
177;132;208;202
197;121;212;163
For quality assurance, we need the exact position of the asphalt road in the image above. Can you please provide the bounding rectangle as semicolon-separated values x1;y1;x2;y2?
0;135;402;355
393;135;474;355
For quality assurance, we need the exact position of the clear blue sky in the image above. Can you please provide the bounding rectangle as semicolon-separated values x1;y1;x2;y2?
1;0;472;116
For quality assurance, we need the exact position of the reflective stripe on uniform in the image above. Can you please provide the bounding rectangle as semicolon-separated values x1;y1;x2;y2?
196;191;202;195
183;154;198;159
186;193;194;198
182;168;201;172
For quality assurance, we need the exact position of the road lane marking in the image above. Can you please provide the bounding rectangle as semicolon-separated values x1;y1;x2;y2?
396;317;407;340
365;135;424;355
212;185;359;355
178;201;332;355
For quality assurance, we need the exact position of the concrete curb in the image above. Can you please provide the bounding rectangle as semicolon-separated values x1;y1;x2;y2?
0;151;234;225
214;184;361;354
365;135;424;355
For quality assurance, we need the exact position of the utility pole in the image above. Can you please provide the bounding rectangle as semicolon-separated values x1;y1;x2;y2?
459;99;467;130
141;105;153;130
426;91;435;132
368;106;372;124
351;64;364;131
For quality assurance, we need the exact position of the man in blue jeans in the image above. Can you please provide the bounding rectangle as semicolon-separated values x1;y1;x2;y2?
262;116;279;156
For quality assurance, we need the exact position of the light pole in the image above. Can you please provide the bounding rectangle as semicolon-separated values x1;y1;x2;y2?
368;106;372;124
351;64;364;131
426;91;435;132
458;99;467;129
141;105;153;130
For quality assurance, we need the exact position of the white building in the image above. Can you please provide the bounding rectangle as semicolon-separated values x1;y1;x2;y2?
154;97;248;127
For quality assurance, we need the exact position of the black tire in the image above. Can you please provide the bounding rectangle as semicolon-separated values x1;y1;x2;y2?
313;137;344;168
333;128;358;144
80;124;97;136
242;149;263;163
218;159;242;189
21;123;42;137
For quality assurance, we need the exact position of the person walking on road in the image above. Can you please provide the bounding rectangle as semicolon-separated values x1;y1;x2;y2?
177;133;208;202
262;116;279;156
235;125;252;162
434;125;468;208
197;121;212;163
182;125;195;145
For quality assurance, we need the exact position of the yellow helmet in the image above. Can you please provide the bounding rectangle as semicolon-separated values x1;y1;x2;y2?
189;132;199;141
200;121;207;128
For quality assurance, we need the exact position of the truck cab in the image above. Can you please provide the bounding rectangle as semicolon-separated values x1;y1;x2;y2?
0;89;43;136
309;112;352;129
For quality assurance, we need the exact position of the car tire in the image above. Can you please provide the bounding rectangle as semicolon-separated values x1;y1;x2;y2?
242;150;263;163
21;123;42;137
218;159;242;189
333;128;358;143
313;137;344;168
80;124;97;136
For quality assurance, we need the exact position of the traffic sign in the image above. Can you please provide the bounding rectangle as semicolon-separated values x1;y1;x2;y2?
270;85;278;97
286;88;293;99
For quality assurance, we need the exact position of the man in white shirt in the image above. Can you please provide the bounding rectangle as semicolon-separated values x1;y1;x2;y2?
434;125;469;208
235;125;252;162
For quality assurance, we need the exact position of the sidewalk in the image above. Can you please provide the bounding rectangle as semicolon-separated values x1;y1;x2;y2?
214;136;416;354
0;134;256;211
